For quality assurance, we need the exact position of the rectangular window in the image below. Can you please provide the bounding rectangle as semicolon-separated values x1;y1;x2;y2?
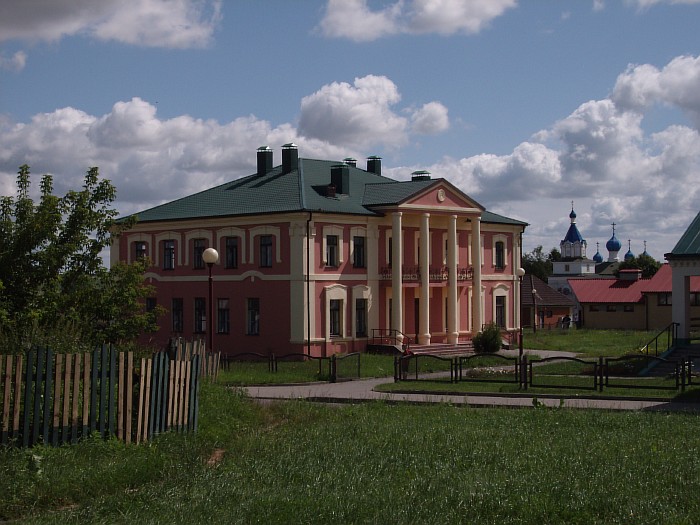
172;298;183;332
247;298;260;335
163;240;175;270
193;239;206;269
145;297;156;312
135;241;147;260
606;304;618;312
326;235;339;267
330;299;342;336
495;241;505;270
691;293;700;307
356;298;367;337
225;237;238;269
194;297;206;333
589;304;600;312
495;296;506;328
260;235;272;268
658;293;672;306
217;298;230;334
353;236;366;268
624;304;634;312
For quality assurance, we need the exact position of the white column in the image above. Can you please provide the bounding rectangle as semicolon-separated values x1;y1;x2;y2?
471;217;483;333
447;215;459;344
419;213;431;345
391;212;404;341
671;264;691;341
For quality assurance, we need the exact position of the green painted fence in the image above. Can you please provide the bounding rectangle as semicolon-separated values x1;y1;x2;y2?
1;343;218;448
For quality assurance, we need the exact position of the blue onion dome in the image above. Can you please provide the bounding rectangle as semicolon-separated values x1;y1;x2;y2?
606;223;622;252
606;236;621;252
624;240;634;261
569;208;576;220
593;243;603;263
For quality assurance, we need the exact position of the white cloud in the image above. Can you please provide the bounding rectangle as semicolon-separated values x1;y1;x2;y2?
298;75;409;149
381;54;700;257
318;0;402;42
410;102;450;134
0;0;221;48
628;0;700;10
318;0;516;41
2;53;700;259
612;55;700;125
0;51;27;72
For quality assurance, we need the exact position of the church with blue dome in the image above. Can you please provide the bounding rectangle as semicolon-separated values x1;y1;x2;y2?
549;204;598;295
548;204;647;295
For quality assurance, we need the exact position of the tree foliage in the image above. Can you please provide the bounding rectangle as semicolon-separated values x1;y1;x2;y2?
616;253;662;279
0;165;161;351
521;245;559;282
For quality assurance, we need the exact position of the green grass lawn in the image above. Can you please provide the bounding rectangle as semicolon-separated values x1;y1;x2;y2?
523;328;659;357
218;353;396;385
3;382;700;524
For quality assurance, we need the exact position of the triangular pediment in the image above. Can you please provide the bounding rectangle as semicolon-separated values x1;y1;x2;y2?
400;180;484;213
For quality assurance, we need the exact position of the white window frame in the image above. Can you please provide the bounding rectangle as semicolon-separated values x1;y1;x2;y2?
325;284;347;339
322;225;345;266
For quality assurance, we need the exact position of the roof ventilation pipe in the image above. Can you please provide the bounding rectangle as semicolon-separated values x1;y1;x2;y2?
257;146;273;176
282;143;299;174
343;157;357;167
411;170;431;181
366;155;382;175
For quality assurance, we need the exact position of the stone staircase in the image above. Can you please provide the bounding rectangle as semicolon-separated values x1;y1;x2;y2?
642;344;700;377
409;342;474;357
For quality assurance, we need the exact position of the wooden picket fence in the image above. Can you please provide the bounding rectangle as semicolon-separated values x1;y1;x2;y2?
1;343;220;448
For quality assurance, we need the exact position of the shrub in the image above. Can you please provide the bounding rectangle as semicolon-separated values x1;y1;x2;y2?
473;322;502;353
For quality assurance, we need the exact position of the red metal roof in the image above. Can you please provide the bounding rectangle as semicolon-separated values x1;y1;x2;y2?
569;277;647;304
642;263;700;292
569;264;700;304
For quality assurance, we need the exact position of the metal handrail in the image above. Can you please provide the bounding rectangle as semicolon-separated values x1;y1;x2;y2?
370;328;412;352
639;322;678;357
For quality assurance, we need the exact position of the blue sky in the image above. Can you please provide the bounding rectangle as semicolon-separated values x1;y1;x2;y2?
2;0;700;262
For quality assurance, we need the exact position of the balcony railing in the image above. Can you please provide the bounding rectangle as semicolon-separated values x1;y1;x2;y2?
379;266;474;282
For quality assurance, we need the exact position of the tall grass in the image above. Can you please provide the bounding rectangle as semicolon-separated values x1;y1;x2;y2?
3;382;700;524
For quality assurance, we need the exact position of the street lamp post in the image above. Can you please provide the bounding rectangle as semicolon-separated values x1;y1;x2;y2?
202;247;219;352
532;287;538;334
516;268;525;359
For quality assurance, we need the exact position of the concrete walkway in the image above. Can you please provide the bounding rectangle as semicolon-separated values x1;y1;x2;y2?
244;350;700;412
244;377;700;412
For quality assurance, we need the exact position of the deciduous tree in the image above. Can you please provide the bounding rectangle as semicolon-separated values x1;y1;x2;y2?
0;165;160;350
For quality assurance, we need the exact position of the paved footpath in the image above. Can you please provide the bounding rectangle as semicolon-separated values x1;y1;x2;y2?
244;350;700;412
245;377;700;412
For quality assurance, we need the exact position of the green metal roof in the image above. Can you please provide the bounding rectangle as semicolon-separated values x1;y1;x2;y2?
362;179;435;207
123;158;527;229
667;211;700;258
481;210;528;227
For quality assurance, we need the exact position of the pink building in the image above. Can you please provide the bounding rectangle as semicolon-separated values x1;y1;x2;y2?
113;145;528;356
